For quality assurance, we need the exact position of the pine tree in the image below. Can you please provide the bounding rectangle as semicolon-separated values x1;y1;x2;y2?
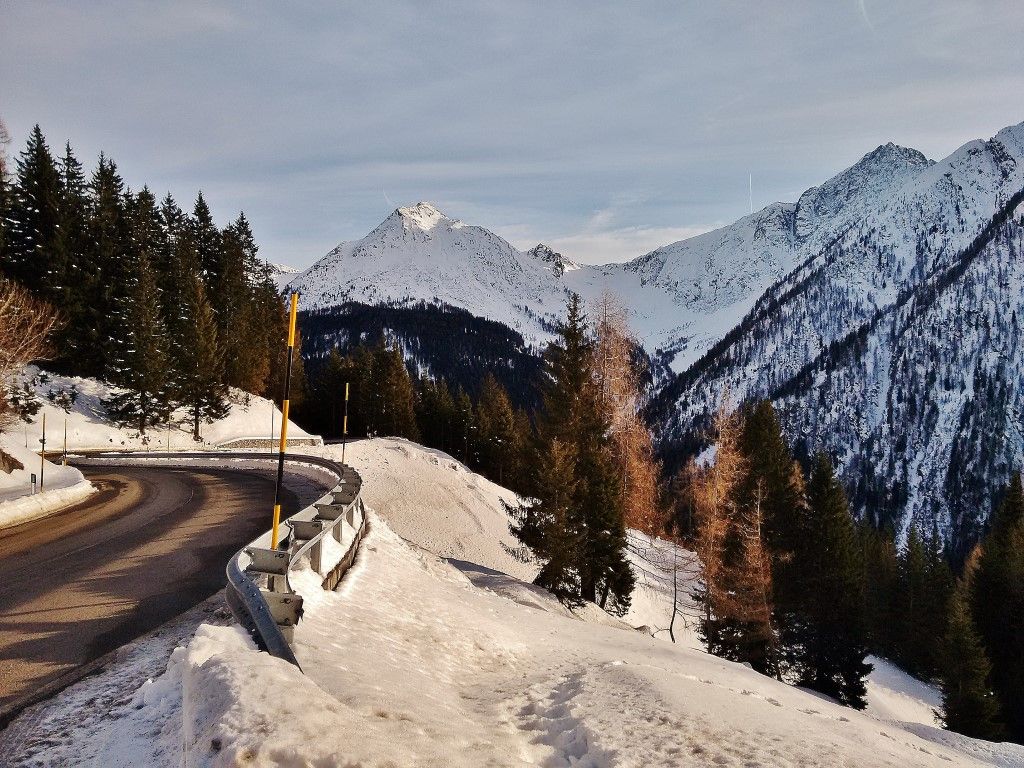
941;572;1004;741
190;192;222;292
366;339;418;440
476;373;519;485
3;126;62;292
508;294;634;614
177;272;227;439
104;254;171;434
971;472;1024;741
793;452;872;709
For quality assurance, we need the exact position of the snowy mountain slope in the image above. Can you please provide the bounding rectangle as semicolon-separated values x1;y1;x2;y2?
287;141;933;371
655;122;1024;550
289;202;571;344
263;260;300;291
50;437;1019;767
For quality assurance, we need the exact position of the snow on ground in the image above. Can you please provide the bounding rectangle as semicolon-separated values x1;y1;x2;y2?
0;365;316;528
8;365;315;453
865;656;942;727
7;437;1019;767
0;433;93;528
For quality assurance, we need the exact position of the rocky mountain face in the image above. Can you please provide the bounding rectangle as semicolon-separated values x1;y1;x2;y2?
287;121;1024;551
653;123;1024;553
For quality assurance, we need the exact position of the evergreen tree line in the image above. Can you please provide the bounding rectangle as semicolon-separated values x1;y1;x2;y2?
304;294;658;617
304;337;533;493
682;400;872;708
683;399;1023;742
0;125;292;436
935;473;1024;743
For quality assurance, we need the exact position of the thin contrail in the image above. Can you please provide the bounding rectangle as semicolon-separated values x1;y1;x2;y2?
858;0;875;32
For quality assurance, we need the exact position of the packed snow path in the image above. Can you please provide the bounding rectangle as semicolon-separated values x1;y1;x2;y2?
7;439;1022;766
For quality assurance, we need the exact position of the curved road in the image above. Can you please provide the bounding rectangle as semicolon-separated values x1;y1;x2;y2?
0;464;316;723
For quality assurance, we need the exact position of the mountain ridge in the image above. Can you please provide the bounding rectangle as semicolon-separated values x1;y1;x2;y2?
286;119;1024;550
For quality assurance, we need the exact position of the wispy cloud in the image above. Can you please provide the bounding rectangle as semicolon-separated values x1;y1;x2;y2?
2;1;1021;268
501;224;716;265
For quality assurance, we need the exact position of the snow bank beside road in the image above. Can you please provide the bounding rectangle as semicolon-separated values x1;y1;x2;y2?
9;366;316;454
133;506;1002;767
0;435;93;529
10;436;1007;766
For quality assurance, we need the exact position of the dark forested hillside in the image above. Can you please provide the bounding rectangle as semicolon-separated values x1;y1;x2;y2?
299;301;544;409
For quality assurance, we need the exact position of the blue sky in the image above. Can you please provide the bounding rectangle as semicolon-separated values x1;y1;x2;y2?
2;1;1022;267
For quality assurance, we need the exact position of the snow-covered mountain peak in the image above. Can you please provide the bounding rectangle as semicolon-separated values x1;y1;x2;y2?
528;243;579;277
288;204;570;342
391;201;450;233
793;141;931;240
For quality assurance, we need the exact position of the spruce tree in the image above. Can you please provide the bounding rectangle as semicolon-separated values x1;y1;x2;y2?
476;373;519;485
859;520;900;658
52;143;93;370
314;347;349;437
509;437;583;606
794;452;872;708
452;386;475;463
88;153;131;377
416;376;457;454
265;310;307;412
941;579;1004;741
0;118;10;268
191;192;222;292
218;214;272;392
3;126;62;292
104;254;171;434
971;472;1024;741
177;272;228;439
508;294;634;614
895;525;931;674
366;339;418;440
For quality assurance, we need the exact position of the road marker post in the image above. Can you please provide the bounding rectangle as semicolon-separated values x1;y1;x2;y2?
63;418;67;466
39;413;46;490
341;381;349;464
271;292;299;550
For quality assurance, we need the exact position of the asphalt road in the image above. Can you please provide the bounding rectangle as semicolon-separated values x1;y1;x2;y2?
0;464;316;720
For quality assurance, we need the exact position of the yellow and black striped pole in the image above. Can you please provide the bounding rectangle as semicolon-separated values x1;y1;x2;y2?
341;381;349;465
271;292;299;550
39;413;46;490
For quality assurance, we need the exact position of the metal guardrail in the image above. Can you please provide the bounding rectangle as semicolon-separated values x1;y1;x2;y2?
70;451;368;670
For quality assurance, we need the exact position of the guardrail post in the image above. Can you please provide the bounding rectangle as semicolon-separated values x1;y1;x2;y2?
310;539;322;574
